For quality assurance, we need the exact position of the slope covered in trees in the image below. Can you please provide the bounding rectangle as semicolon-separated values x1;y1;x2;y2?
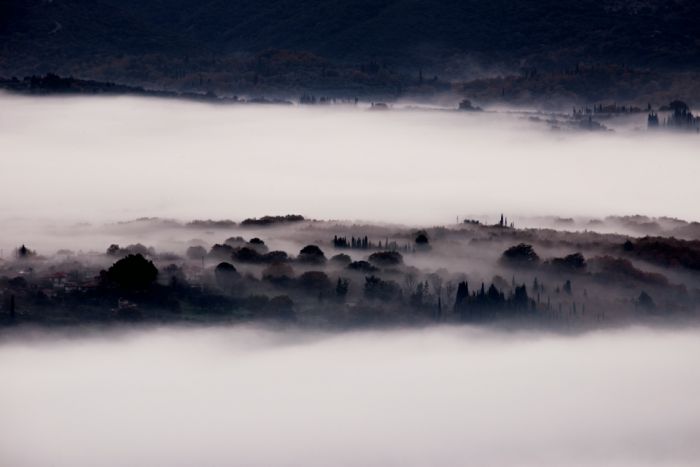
2;0;699;87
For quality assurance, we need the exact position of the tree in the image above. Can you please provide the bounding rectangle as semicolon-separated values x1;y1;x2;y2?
415;233;429;246
162;264;187;288
563;280;572;295
262;263;295;283
298;245;327;264
186;245;207;260
512;284;530;310
551;253;586;271
364;275;401;302
263;251;289;264
454;281;469;313
336;278;349;301
214;262;238;291
8;294;15;321
330;253;352;267
268;295;295;320
16;244;35;259
106;254;158;290
368;251;403;267
247;238;269;253
348;260;378;273
209;243;234;260
501;244;540;267
124;243;153;257
233;246;262;263
444;281;455;307
298;271;332;294
637;291;656;312
224;236;247;248
410;281;426;308
107;244;122;256
428;273;443;299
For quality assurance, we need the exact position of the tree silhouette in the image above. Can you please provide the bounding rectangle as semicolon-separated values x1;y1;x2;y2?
186;245;207;260
501;244;540;267
16;244;35;259
415;233;429;245
348;260;378;273
336;278;349;301
215;262;238;291
106;254;158;290
368;251;403;267
551;253;586;271
298;245;327;264
563;280;572;295
364;275;401;302
8;295;15;321
637;291;656;311
330;253;352;266
298;271;332;294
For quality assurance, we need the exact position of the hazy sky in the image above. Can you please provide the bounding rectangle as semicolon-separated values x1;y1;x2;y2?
1;93;699;225
1;326;699;467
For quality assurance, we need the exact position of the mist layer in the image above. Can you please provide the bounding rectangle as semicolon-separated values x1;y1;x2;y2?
1;326;699;467
1;94;699;224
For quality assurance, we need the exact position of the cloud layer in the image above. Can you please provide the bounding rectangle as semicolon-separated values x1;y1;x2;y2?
1;94;699;224
1;325;699;467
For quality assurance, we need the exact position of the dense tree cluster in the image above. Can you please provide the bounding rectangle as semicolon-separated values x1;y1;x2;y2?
241;215;305;226
1;216;698;328
105;254;158;290
501;244;540;267
454;281;535;321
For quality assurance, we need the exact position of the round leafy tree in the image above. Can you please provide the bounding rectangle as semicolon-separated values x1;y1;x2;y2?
298;245;326;264
415;233;431;251
215;262;239;290
369;251;404;267
107;254;158;289
501;244;540;267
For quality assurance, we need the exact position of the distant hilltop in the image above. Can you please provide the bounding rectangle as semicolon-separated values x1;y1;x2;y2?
3;1;700;104
0;74;292;105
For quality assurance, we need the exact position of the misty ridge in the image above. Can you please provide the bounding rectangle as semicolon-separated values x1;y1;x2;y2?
0;94;699;330
2;210;699;330
4;1;700;108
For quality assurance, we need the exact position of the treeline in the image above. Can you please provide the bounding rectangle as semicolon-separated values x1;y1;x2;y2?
0;74;293;104
2;222;698;328
332;235;412;252
240;215;305;227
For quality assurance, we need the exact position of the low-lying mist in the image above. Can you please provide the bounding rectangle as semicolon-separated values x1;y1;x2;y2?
1;93;699;225
1;326;699;467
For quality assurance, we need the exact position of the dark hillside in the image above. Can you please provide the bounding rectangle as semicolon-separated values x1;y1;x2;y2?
2;1;699;97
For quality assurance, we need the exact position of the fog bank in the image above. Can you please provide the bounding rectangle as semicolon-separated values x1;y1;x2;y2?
1;94;699;224
1;326;699;467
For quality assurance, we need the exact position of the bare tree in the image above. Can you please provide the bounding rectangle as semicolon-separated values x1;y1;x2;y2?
428;273;443;302
403;273;417;296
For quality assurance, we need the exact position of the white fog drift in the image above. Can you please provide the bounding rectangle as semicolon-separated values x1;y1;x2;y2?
1;93;699;226
2;92;700;467
1;326;699;467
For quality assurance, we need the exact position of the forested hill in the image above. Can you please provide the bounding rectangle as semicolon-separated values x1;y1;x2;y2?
2;1;699;99
3;0;700;69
